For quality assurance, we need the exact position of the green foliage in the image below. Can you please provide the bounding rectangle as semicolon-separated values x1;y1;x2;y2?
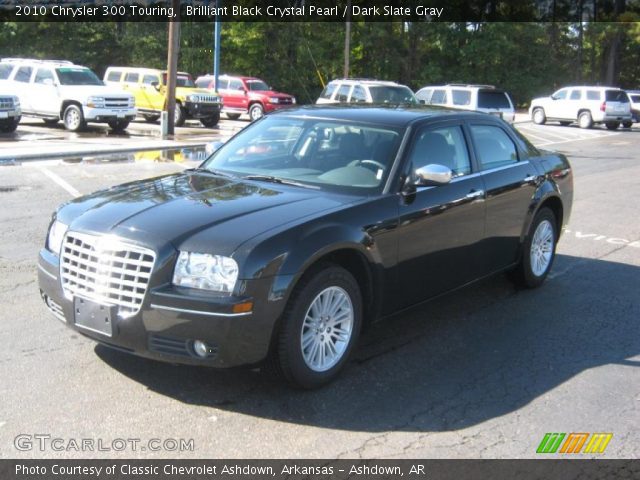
1;20;639;107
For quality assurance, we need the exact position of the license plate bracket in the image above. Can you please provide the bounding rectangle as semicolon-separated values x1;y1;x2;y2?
74;297;115;337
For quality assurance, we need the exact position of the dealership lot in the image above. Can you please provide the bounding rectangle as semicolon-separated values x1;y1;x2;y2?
0;120;638;458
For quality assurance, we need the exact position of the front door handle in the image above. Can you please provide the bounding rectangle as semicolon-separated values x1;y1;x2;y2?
466;189;485;200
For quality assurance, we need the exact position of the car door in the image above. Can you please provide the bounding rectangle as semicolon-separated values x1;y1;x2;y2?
31;67;59;116
396;121;487;308
467;122;540;272
11;65;34;112
140;73;163;111
226;78;248;110
547;88;569;119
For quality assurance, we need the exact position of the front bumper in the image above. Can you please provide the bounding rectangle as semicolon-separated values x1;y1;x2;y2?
0;109;21;119
83;107;137;123
38;248;287;368
183;102;221;119
264;102;295;113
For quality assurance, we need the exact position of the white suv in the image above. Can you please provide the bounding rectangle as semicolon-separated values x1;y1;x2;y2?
0;58;136;132
626;90;640;124
415;84;516;123
529;86;631;130
316;79;417;105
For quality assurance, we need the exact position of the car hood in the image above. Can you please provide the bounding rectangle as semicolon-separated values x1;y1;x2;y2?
57;172;355;255
251;90;293;98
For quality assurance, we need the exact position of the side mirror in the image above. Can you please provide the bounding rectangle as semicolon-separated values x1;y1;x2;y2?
43;78;55;86
151;81;160;91
414;164;452;186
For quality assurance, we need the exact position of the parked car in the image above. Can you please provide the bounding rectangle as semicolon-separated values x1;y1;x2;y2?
39;106;572;389
415;84;516;123
196;74;296;122
529;86;632;129
0;58;135;132
0;93;20;133
626;89;640;124
104;67;222;127
316;79;418;105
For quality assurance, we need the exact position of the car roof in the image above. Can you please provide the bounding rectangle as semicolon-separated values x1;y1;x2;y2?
268;105;494;127
106;67;190;76
328;79;405;87
558;85;623;90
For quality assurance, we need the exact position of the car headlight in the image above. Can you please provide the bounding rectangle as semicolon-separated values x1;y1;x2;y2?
47;220;68;256
86;96;105;108
173;251;238;293
128;97;136;107
269;97;280;104
187;94;198;102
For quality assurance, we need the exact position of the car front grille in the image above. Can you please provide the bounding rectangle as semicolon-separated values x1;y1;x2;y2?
0;97;14;110
104;98;131;108
149;334;218;359
278;97;293;104
191;95;219;104
60;232;155;318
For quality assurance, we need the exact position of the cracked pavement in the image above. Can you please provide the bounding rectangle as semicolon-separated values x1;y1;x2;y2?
0;122;638;459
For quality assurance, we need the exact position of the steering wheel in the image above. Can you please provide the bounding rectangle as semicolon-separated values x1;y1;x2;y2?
348;159;386;172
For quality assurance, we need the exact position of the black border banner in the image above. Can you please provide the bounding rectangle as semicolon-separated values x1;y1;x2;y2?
0;0;638;22
1;459;639;480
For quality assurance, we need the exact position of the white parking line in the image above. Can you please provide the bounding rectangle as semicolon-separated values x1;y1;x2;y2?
535;133;621;147
36;167;81;198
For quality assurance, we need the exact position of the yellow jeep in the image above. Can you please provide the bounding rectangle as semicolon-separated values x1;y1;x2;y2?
104;66;222;127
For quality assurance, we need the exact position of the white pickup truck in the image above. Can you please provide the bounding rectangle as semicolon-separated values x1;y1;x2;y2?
0;59;136;132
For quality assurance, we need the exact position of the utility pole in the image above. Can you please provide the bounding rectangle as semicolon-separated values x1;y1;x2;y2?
343;0;351;78
213;0;221;86
164;0;181;137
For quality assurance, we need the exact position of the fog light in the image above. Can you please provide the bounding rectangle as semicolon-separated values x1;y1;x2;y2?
193;340;209;358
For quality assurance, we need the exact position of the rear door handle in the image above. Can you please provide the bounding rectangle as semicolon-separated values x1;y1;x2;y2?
466;190;485;200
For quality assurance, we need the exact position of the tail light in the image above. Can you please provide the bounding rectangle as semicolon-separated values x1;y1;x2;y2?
600;101;607;112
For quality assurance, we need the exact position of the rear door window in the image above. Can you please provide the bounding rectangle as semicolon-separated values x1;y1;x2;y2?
106;70;122;82
470;124;519;171
124;72;139;84
335;84;351;102
569;89;582;100
586;90;600;101
14;66;32;83
349;85;367;103
477;90;511;109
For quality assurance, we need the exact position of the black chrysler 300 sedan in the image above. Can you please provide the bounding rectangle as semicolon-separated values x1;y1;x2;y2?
38;106;573;388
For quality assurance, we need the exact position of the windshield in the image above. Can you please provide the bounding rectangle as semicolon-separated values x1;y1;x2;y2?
246;80;270;91
162;73;195;88
202;116;403;193
56;67;103;86
368;86;417;104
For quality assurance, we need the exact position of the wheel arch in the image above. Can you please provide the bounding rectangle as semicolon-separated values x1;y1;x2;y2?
59;100;83;120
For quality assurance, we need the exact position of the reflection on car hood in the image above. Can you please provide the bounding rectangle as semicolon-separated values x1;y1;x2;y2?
57;172;355;254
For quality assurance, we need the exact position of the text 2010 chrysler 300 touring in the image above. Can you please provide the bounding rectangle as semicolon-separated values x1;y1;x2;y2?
38;106;573;388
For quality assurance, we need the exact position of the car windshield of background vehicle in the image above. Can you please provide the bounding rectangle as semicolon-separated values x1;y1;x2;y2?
56;67;103;86
477;91;511;108
369;86;418;104
246;80;270;91
203;116;403;193
631;94;640;103
162;73;195;88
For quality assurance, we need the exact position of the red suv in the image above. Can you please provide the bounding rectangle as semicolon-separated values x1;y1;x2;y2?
195;74;296;121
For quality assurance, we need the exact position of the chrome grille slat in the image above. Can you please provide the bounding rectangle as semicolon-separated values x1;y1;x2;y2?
60;232;155;317
0;98;14;110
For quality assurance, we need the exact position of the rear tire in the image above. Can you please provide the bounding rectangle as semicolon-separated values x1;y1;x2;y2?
532;108;546;125
226;113;241;120
63;104;85;132
622;121;633;129
509;208;557;289
200;112;220;128
174;104;186;127
269;264;362;389
605;121;620;130
578;111;593;129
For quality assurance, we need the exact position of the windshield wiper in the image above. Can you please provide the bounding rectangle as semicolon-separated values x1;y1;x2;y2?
242;174;319;189
185;167;235;179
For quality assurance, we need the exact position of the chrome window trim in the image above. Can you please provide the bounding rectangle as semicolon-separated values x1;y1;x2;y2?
451;160;530;183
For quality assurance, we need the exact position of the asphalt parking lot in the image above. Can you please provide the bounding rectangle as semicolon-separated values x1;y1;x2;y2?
0;119;638;459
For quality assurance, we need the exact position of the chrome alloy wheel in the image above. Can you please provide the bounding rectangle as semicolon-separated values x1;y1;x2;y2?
300;286;354;372
65;108;81;130
530;219;554;277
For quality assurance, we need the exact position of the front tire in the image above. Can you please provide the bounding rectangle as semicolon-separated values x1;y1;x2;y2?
622;121;633;129
107;119;130;132
143;114;160;123
510;208;557;289
271;265;362;389
532;108;546;125
249;103;264;122
605;121;620;130
173;104;186;127
0;117;19;133
200;112;220;128
63;104;85;132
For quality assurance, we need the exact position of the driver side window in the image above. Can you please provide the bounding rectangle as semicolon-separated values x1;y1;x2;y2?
553;89;568;100
408;125;471;177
